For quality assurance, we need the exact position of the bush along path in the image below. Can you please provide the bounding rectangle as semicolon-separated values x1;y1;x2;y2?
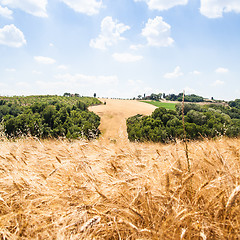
0;95;101;139
127;102;240;143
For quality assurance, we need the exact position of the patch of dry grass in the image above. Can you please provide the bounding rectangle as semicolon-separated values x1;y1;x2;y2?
0;137;240;239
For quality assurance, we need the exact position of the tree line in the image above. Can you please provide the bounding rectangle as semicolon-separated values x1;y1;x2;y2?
127;99;240;143
137;92;205;102
0;95;101;139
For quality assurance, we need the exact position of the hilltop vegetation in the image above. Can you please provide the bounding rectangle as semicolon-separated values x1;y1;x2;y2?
127;100;240;142
137;92;206;102
0;95;101;139
165;93;204;102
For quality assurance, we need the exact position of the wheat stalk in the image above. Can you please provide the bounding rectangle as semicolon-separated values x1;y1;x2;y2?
79;216;101;232
226;185;240;212
182;90;191;172
0;137;239;239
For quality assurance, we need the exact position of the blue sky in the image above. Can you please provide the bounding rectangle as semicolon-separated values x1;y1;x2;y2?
0;0;240;100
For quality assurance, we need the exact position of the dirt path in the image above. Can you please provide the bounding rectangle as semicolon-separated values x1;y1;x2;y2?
89;99;157;140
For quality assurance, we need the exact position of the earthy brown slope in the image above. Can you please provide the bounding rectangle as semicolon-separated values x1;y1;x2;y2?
89;98;157;140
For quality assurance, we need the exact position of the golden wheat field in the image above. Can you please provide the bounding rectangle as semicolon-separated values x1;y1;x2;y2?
0;137;240;239
0;100;240;239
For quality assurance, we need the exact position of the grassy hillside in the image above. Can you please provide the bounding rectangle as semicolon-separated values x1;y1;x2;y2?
140;100;176;110
0;137;239;239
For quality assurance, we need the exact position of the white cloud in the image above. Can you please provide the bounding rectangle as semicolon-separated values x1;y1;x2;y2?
0;0;48;17
57;64;69;70
34;56;56;64
60;0;102;15
184;86;196;94
90;16;130;50
32;70;42;74
200;0;240;18
142;16;174;47
49;43;54;47
112;53;143;62
35;74;119;96
164;66;183;78
0;24;26;47
134;0;188;11
211;80;225;86
190;70;201;75
16;81;30;87
55;73;119;85
125;79;153;98
129;44;144;50
0;82;7;87
5;68;16;72
128;79;144;86
215;67;229;73
0;5;13;18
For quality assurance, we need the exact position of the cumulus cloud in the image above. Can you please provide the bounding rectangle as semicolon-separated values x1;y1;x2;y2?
34;56;56;64
112;53;143;62
126;79;153;97
5;68;16;72
129;44;144;50
60;0;102;15
0;82;7;87
190;70;201;75
0;24;26;47
215;67;229;73
184;86;196;94
32;70;42;74
164;66;183;78
0;0;48;17
142;16;174;47
90;16;130;50
16;81;30;87
211;80;225;86
0;5;13;18
200;0;240;18
55;73;119;85
57;65;69;70
134;0;188;11
127;79;144;86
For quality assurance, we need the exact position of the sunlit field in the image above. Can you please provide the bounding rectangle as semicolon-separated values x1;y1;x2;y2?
140;100;176;110
0;136;239;239
1;0;240;238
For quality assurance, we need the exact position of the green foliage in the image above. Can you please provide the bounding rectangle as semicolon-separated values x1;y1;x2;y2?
0;95;101;139
127;103;240;143
142;93;163;101
165;93;204;102
229;99;240;109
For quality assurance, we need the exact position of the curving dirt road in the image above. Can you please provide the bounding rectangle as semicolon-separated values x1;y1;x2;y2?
89;99;157;141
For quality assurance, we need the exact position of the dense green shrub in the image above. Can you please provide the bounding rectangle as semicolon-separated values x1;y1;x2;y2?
0;95;101;139
165;93;204;102
229;99;240;109
127;104;240;143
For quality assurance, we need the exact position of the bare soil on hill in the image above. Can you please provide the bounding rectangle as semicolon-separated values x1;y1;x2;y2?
89;98;157;140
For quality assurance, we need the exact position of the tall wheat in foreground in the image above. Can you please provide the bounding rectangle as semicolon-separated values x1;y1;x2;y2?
0;136;240;239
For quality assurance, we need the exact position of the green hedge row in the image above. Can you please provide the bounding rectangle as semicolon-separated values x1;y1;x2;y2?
127;101;240;143
0;95;101;139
